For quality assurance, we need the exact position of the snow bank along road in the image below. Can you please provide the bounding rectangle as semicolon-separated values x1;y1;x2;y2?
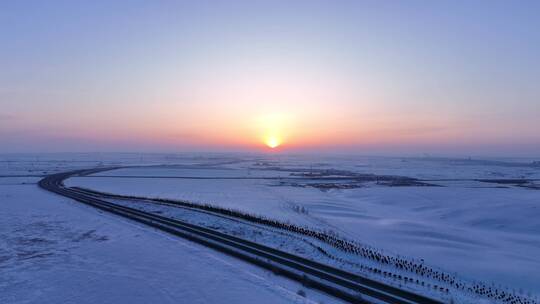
39;168;443;304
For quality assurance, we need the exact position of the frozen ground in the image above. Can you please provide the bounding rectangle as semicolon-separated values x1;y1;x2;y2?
64;155;540;300
3;153;540;303
0;156;343;304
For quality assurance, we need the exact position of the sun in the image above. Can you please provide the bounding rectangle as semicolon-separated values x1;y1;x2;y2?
265;136;281;149
256;113;286;149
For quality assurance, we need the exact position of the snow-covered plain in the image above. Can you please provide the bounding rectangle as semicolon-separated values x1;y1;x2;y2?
65;155;540;301
3;153;540;303
0;154;343;304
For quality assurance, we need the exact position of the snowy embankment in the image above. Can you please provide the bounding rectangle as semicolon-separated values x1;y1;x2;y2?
89;193;478;303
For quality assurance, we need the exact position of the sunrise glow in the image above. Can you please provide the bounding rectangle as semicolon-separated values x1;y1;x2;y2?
265;136;281;149
1;1;538;157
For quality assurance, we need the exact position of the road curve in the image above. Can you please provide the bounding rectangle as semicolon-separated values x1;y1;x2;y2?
39;168;445;304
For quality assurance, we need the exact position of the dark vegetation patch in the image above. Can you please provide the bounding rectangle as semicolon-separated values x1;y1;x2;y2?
478;179;530;185
375;180;440;187
477;179;540;190
73;229;109;242
279;181;362;191
16;250;54;260
14;237;56;246
280;179;438;190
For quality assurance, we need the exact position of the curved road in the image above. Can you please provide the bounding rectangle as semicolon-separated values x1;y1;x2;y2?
39;168;445;304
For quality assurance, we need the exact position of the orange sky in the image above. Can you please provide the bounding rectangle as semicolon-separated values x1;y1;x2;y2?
1;1;539;155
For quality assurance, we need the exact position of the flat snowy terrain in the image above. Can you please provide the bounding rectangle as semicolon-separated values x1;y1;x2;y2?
65;155;540;298
3;153;540;303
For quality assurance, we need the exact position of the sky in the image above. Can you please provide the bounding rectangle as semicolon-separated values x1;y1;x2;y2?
1;0;539;156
